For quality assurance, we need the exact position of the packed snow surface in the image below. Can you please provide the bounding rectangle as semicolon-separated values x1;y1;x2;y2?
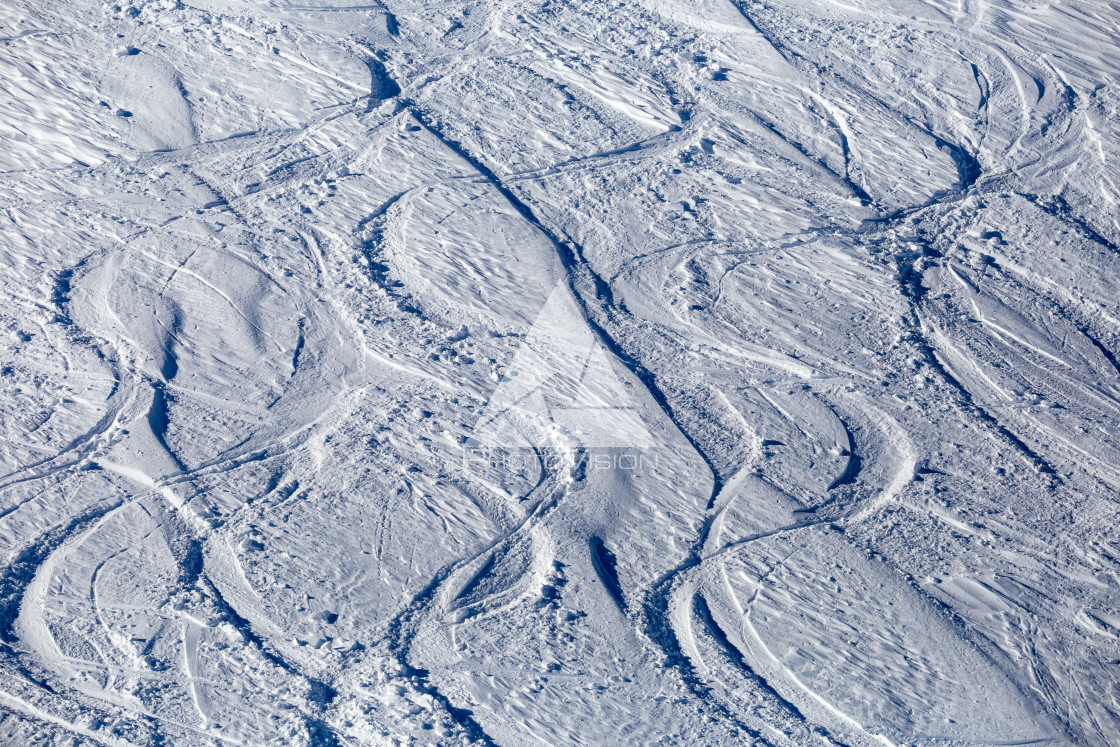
1;0;1119;744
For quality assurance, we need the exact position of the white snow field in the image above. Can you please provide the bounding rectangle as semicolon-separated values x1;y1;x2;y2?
1;0;1119;744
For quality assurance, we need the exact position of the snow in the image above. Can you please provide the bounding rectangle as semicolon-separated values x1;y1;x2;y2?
0;0;1118;744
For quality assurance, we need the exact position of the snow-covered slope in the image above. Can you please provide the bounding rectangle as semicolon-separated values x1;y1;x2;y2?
1;0;1118;744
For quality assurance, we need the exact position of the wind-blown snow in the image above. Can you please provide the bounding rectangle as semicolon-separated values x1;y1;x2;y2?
0;0;1118;744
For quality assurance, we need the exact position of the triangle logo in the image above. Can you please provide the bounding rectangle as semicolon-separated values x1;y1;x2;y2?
469;285;656;450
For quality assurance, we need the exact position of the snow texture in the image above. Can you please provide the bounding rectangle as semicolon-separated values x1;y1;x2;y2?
0;0;1118;744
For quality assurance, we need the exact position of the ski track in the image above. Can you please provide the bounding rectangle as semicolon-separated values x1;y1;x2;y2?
0;0;1117;744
